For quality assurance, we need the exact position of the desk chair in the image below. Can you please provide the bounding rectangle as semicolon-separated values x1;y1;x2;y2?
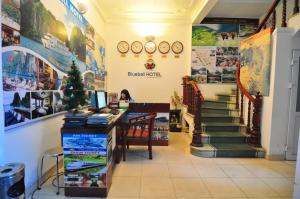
122;113;157;161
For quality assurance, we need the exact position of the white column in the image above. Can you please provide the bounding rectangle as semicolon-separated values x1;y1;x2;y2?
261;28;294;159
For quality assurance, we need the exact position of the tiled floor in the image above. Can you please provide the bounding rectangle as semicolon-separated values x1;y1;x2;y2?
34;132;296;199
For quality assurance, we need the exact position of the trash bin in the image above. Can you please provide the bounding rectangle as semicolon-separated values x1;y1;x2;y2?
0;163;25;199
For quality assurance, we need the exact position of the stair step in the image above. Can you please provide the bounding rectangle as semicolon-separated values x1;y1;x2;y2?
212;143;262;157
203;132;247;144
191;144;265;158
204;100;236;109
202;106;239;115
203;123;245;132
231;89;237;95
217;94;236;102
202;115;240;123
203;122;242;126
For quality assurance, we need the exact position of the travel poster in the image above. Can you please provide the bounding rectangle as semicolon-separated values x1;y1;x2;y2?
2;0;106;129
240;28;272;96
63;133;107;188
191;23;257;84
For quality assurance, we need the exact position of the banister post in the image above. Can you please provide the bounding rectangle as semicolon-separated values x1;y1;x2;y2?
282;0;287;27
188;85;192;113
294;0;299;14
272;9;276;30
240;93;244;124
191;91;203;147
236;84;239;109
182;76;189;105
247;100;251;134
248;92;262;147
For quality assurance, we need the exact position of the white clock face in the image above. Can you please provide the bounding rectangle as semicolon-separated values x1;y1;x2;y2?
158;41;170;54
117;41;129;53
131;41;143;54
144;41;156;54
172;41;184;54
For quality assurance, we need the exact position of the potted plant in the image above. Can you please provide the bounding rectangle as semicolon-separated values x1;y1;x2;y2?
170;91;182;132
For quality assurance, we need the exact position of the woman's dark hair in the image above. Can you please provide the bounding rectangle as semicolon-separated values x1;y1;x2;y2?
120;89;132;100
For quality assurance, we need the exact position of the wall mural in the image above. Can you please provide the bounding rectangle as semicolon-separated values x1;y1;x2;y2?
191;23;256;84
2;0;106;129
240;28;272;96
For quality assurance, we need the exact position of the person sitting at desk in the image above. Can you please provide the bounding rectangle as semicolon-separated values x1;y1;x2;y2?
120;89;134;102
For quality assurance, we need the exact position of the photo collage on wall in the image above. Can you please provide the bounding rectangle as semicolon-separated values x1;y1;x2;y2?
191;23;257;84
2;0;106;128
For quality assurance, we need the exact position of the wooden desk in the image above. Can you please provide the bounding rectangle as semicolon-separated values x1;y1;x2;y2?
61;110;126;197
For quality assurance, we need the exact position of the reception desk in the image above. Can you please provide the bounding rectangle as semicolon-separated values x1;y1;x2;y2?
61;110;126;197
60;103;170;197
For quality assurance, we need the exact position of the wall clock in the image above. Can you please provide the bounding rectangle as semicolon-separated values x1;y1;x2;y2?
131;41;143;54
171;41;184;54
158;41;170;54
117;41;129;54
144;41;156;54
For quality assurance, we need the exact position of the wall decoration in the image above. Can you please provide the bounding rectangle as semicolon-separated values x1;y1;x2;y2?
31;91;53;119
144;41;156;54
158;41;170;54
171;41;184;54
117;41;129;54
131;41;143;54
144;59;156;70
240;28;272;96
191;23;256;84
4;91;31;127
192;24;239;47
2;0;106;129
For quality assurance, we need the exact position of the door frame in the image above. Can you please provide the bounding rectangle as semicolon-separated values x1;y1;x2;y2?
286;50;300;160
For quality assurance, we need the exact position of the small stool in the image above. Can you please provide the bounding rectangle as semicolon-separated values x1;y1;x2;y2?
38;147;63;195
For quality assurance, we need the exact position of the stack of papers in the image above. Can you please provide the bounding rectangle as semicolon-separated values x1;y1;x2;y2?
87;113;114;126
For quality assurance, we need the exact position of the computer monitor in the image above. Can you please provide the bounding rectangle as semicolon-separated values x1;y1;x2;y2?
96;91;107;110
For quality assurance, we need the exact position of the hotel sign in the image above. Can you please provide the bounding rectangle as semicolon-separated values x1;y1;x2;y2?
128;71;162;78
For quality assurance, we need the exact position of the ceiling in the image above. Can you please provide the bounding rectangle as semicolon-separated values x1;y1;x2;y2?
89;0;216;23
207;0;273;19
85;0;273;23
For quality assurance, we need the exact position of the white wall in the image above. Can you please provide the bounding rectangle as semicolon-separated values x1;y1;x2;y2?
106;23;191;103
260;28;294;159
1;0;106;190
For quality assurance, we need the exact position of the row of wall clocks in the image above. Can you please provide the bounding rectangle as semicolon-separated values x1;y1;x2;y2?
117;41;184;55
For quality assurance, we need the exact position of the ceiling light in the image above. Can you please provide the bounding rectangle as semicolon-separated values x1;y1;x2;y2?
76;0;88;14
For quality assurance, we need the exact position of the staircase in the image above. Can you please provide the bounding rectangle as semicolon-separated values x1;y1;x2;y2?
190;88;265;158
